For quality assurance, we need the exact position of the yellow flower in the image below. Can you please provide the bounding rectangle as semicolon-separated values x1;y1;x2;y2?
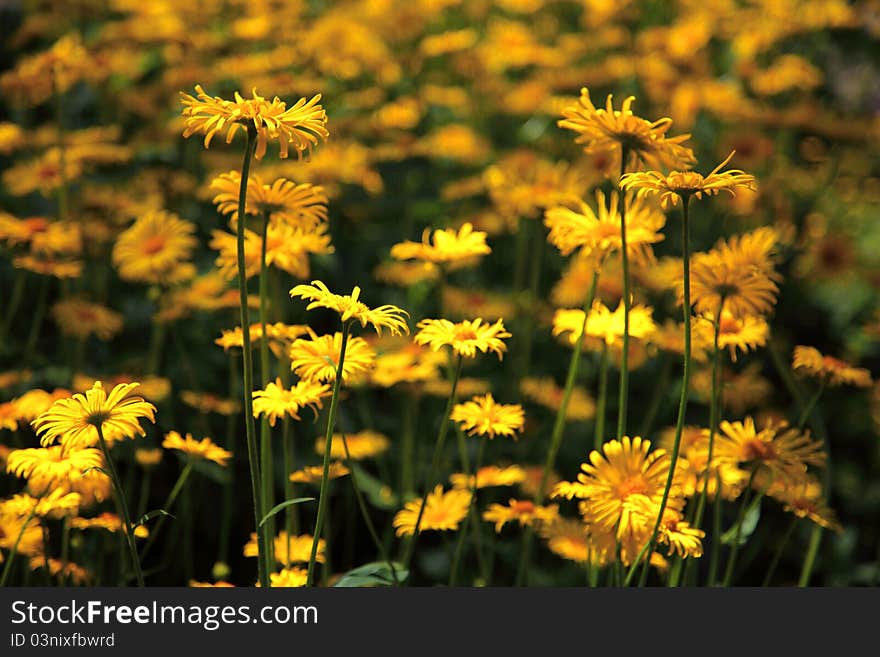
414;318;511;360
1;490;81;519
713;417;825;485
544;190;665;262
288;331;376;383
69;512;148;539
29;558;90;584
211;171;328;230
696;311;769;361
449;464;527;490
162;431;232;467
215;323;309;358
252;378;330;427
180;391;241;416
315;431;390;460
134;448;163;468
112;211;197;285
268;567;309;587
685;250;779;318
51;298;123;341
12;388;71;422
657;426;747;501
180;85;328;160
367;340;444;388
393;485;471;537
553;300;656;348
0;513;43;557
558;88;695;170
244;531;325;565
210;223;333;280
390;222;491;267
619;151;756;209
483;499;559;533
450;394;525;439
767;476;842;532
13;254;82;279
290;280;410;336
289;462;350;484
6;445;103;491
792;346;872;387
520;377;595;421
32;381;156;449
441;287;517;322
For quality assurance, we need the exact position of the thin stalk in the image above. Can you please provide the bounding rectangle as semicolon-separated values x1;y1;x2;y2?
707;472;723;585
797;382;826;431
95;425;144;587
594;343;609;451
722;469;763;586
23;276;50;363
797;379;829;587
449;437;485;586
616;148;631;439
139;461;193;563
59;517;70;586
306;322;352;586
340;433;399;585
627;195;692;587
235;125;268;588
638;353;672;438
0;503;40;587
402;354;464;577
1;270;25;338
515;270;599;586
217;351;237;569
145;321;166;376
400;390;418;498
762;516;798;586
258;211;275;571
516;222;545;382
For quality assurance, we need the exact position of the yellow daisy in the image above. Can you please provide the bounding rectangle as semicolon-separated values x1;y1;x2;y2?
252;378;330;426
290;280;410;336
288;331;376;383
393;485;471;537
792;346;872;387
450;394;525;439
112;210;197;285
414;318;511;360
161;431;232;467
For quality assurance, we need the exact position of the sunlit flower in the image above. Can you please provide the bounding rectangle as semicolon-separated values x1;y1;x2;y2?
180;85;328;159
792;346;872;387
0;513;43;557
450;394;525;439
32;381;156;448
393;485;471;537
7;445;103;492
414;318;511;360
215;323;309;358
134;448;163;468
288;331;376;383
244;531;325;565
1;489;81;519
316;431;390;460
162;431;232;467
553;300;656;348
450;464;527;490
685;249;779;318
211;171;328;229
291;280;410;336
289;462;350;484
69;513;148;539
696;311;769;361
620;151;756;209
390;223;491;267
483;499;559;533
112;210;197;285
268;567;308;587
252;378;330;426
558;88;695;170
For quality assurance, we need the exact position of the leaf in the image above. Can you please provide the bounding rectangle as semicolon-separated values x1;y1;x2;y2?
80;466;110;477
332;561;408;587
349;463;398;510
720;502;761;546
258;497;315;527
135;509;174;527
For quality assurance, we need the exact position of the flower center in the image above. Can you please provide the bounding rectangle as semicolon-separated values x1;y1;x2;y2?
718;315;741;335
616;475;647;499
453;327;479;342
511;500;535;515
24;217;50;234
141;235;167;255
743;439;775;462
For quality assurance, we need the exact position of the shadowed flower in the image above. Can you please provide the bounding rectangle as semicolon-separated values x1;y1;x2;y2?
162;431;232;467
450;464;527;490
792;346;872;387
316;431;390;460
289;462;350;484
390;222;491;267
211;171;328;230
483;499;559;533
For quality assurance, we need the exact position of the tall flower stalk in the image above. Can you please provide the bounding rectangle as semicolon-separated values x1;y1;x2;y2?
616;148;631;439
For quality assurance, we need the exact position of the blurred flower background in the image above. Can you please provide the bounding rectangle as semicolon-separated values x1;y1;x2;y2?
0;0;878;587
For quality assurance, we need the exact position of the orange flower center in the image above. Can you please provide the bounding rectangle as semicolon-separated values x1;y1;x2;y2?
616;475;647;498
743;439;775;462
511;500;535;515
595;222;620;241
23;217;49;234
718;315;741;335
821;356;846;372
141;235;167;255
453;327;479;342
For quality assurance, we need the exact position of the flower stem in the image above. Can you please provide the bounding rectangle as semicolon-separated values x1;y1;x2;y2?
594;342;609;451
721;468;762;586
399;390;419;499
797;379;829;587
1;270;25;338
616;148;631;439
95;425;144;587
235;125;268;588
306;321;351;586
626;195;692;587
139;461;193;564
23;275;50;364
258;210;275;571
402;354;464;578
515;269;599;586
762;516;799;586
449;436;485;586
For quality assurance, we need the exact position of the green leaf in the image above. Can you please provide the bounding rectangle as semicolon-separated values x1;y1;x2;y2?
258;497;315;527
721;502;761;546
349;463;398;510
135;509;174;527
332;561;407;587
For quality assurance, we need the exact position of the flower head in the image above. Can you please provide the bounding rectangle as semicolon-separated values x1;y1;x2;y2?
620;151;756;209
162;431;232;467
449;465;527;490
393;485;471;537
450;393;525;439
288;331;376;383
558;89;695;170
390;223;491;267
211;171;328;230
290;280;410;336
32;382;156;449
180;85;328;159
252;378;330;426
289;462;350;484
112;210;197;285
315;431;390;460
414;318;511;360
483;499;559;533
793;346;872;388
6;445;103;492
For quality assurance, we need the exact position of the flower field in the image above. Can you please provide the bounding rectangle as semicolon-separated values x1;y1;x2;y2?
0;0;878;588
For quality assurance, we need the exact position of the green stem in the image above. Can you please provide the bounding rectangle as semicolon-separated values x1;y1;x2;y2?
340;433;400;585
217;350;237;569
258;211;275;572
762;516;798;586
95;425;144;587
797;381;826;431
1;270;25;338
627;195;692;587
450;436;485;586
306;322;352;586
797;380;829;587
638;353;672;438
721;469;761;586
400;391;418;498
594;343;609;451
23;276;50;363
402;354;464;578
616;147;631;439
515;269;599;586
139;461;193;563
235;125;268;588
